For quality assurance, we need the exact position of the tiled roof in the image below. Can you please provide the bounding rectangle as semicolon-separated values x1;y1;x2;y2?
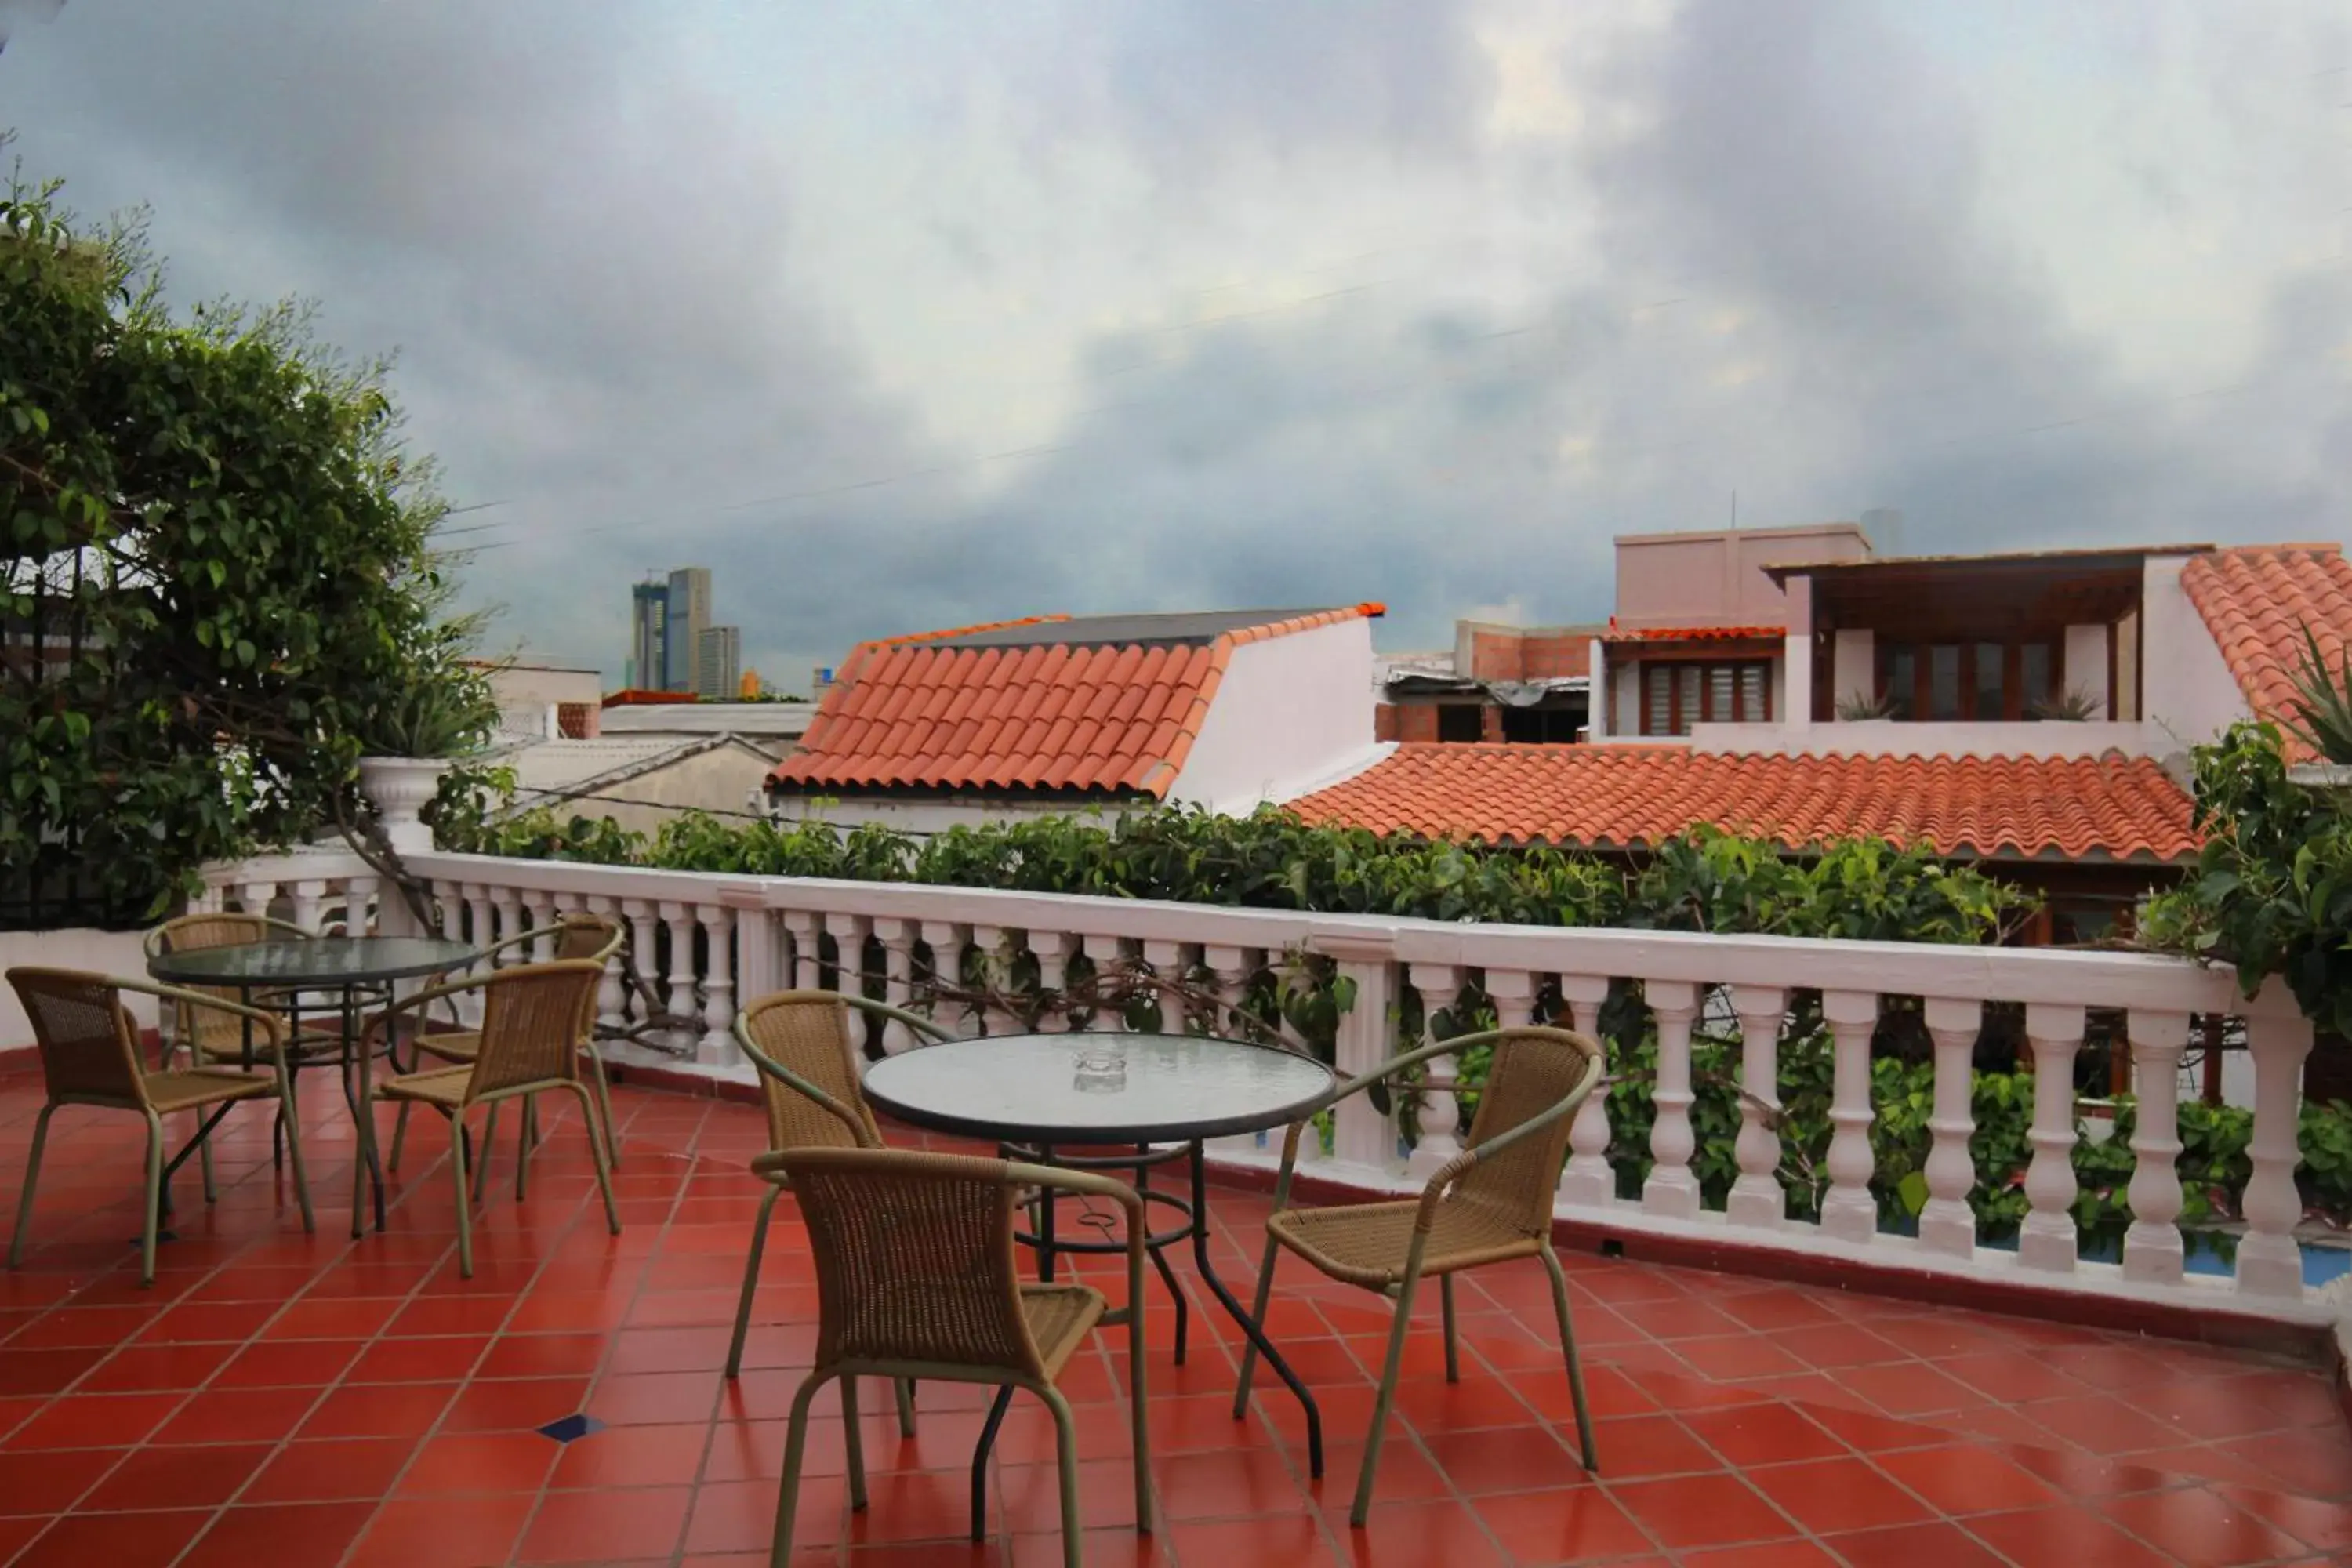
770;606;1376;798
1290;744;2198;862
2181;546;2352;761
1602;622;1786;643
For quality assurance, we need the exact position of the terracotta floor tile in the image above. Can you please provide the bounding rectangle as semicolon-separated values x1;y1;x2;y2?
1606;1472;1797;1550
176;1501;376;1568
4;1077;2350;1568
518;1483;695;1561
7;1508;212;1568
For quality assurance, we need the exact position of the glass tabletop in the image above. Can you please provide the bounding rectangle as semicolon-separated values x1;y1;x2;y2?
146;935;482;987
859;1033;1338;1144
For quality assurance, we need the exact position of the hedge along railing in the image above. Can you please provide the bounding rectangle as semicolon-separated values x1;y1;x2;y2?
198;846;2328;1330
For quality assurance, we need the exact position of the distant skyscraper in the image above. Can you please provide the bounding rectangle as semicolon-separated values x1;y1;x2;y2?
665;567;712;692
696;626;741;702
629;580;668;693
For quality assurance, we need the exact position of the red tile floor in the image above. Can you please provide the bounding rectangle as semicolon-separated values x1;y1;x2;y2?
2;1061;2350;1567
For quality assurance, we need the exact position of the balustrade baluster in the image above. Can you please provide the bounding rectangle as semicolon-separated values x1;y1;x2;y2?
1028;931;1073;1032
782;910;819;991
1202;943;1261;1159
874;919;917;1052
1918;997;1982;1258
238;880;277;919
1726;985;1787;1228
2019;1003;2085;1272
660;902;698;1047
2123;1008;2190;1286
1324;940;1397;1169
696;905;736;1066
461;885;495;1025
973;925;1016;1033
586;896;627;1029
492;888;524;968
1641;981;1703;1219
2237;1005;2315;1298
1406;964;1464;1181
920;920;969;1036
288;879;327;935
1557;975;1614;1207
731;906;775;1016
1142;938;1184;1033
1819;989;1881;1243
619;899;658;1028
521;892;556;962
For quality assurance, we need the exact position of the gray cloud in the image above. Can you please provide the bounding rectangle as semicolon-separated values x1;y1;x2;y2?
4;1;2345;681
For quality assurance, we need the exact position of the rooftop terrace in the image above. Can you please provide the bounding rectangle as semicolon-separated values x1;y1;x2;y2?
3;1072;2349;1568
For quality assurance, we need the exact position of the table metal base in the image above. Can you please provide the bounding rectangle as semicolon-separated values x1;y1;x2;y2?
973;1137;1323;1507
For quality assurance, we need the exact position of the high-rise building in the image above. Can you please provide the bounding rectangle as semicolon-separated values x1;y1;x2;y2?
665;567;712;692
695;625;741;702
629;580;668;694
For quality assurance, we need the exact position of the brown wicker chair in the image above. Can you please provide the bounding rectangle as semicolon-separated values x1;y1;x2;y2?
388;913;627;1182
724;990;954;1432
6;967;316;1285
144;913;354;1064
768;1147;1154;1568
1235;1025;1603;1525
356;960;619;1278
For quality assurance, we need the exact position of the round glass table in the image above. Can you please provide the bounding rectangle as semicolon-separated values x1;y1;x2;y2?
148;935;481;1233
862;1031;1339;1477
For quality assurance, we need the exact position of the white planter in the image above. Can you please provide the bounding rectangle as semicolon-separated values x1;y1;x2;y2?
357;757;450;856
2288;764;2352;790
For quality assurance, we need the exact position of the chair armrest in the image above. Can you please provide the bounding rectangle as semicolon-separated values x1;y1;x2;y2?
1004;1165;1149;1329
1407;1046;1600;1233
834;992;956;1046
361;972;499;1052
731;1014;879;1148
107;978;294;1073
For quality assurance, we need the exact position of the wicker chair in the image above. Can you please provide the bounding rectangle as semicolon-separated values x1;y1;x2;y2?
6;967;316;1285
1236;1025;1603;1525
768;1147;1154;1568
388;913;627;1181
356;960;619;1278
724;991;954;1432
144;914;354;1065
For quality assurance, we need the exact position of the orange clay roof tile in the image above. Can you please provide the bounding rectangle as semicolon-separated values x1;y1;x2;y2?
2181;546;2352;764
775;606;1378;797
1288;745;2198;862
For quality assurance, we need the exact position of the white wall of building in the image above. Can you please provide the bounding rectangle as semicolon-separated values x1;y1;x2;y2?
2141;554;2254;753
2063;624;2111;719
764;797;1131;836
1831;630;1875;711
1686;719;2155;759
1173;616;1379;811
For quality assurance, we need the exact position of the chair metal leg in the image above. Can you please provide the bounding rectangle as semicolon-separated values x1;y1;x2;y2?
894;1377;916;1439
449;1111;476;1279
514;1094;534;1201
771;1371;830;1568
584;1044;621;1171
140;1113;165;1287
274;1073;316;1235
471;1103;499;1203
1441;1273;1461;1384
567;1083;621;1236
840;1375;868;1512
973;1385;1014;1541
1541;1247;1599;1472
726;1184;783;1379
9;1103;55;1269
388;1100;412;1173
1352;1264;1425;1526
1043;1383;1083;1568
198;1112;218;1204
1231;1231;1282;1417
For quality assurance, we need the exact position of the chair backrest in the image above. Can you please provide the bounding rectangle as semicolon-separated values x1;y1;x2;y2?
1451;1026;1602;1239
6;967;151;1109
738;992;884;1152
147;913;307;1054
465;962;606;1098
781;1147;1047;1379
550;913;624;964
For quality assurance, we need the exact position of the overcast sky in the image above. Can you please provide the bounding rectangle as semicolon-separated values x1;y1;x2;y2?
4;2;2347;688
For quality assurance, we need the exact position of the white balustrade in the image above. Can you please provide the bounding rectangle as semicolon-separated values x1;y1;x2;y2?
1557;974;1614;1207
1726;985;1787;1229
622;899;659;1026
2238;1006;2316;1298
696;904;736;1066
1203;942;1261;1156
2019;1004;2087;1272
186;843;2334;1330
1405;964;1463;1181
1918;997;1982;1258
920;920;967;1031
2124;1009;2190;1285
1142;938;1184;1033
874;918;918;1052
586;895;627;1028
1029;931;1075;1032
1642;980;1703;1220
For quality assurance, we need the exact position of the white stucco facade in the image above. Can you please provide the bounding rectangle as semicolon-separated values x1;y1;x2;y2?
1173;615;1378;812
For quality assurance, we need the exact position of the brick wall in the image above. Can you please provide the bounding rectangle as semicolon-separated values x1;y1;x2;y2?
1388;703;1441;743
1467;629;1592;682
1481;706;1504;742
1374;703;1399;742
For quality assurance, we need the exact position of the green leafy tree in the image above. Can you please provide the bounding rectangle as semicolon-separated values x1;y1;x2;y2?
2;158;489;921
